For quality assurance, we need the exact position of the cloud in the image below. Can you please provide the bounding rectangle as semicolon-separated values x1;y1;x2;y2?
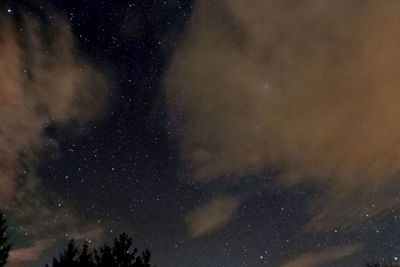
7;239;54;267
11;184;104;241
281;243;360;267
6;229;102;267
185;195;239;238
0;13;107;203
0;9;107;263
165;0;400;231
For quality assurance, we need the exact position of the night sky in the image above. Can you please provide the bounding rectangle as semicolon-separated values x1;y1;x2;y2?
3;1;400;266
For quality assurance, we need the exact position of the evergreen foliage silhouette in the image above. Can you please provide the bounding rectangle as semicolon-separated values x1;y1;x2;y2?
78;243;95;267
46;233;154;267
0;214;11;267
94;244;114;267
366;262;400;266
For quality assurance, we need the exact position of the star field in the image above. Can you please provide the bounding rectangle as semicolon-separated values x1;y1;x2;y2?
2;1;400;267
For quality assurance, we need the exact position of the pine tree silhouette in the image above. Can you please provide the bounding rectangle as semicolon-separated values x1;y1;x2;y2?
47;233;154;267
141;249;151;267
94;244;115;267
49;239;79;267
0;214;11;267
366;262;400;266
113;233;138;267
78;242;95;267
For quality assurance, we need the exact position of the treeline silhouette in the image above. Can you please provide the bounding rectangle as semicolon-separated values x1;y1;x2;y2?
3;212;400;267
366;263;400;267
0;213;154;267
46;233;153;267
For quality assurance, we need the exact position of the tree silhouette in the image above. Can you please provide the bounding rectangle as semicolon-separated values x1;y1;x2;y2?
47;233;154;267
112;233;138;266
366;262;400;266
0;214;11;267
140;249;151;267
94;244;115;267
0;215;154;267
78;243;95;267
48;240;79;267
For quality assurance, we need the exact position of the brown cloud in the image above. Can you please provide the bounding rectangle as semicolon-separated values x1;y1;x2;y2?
0;10;108;263
0;13;107;203
6;226;104;267
281;243;360;267
11;183;104;241
165;0;400;231
8;239;54;267
185;195;239;238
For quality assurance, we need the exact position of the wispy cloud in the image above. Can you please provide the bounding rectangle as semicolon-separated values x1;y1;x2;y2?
8;239;54;267
0;9;108;262
185;195;239;238
281;243;360;267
